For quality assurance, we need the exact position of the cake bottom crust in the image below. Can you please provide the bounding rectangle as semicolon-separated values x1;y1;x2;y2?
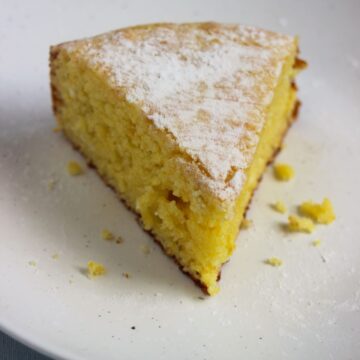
61;100;301;295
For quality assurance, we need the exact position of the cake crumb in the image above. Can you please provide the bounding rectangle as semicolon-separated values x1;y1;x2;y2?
264;257;283;267
312;239;322;247
288;215;314;233
240;218;252;229
299;198;335;224
28;260;37;267
141;244;150;255
87;261;106;277
101;229;114;241
67;161;84;176
122;272;131;279
272;201;287;214
115;236;124;244
274;163;294;181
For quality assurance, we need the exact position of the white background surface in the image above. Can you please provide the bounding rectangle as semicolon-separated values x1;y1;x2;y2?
1;0;360;359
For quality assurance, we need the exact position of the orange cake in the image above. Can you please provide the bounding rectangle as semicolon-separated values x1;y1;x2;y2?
50;22;306;294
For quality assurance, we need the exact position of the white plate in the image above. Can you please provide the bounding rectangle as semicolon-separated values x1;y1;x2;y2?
1;0;360;359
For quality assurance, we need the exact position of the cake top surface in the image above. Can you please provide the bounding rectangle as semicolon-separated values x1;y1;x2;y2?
60;22;296;201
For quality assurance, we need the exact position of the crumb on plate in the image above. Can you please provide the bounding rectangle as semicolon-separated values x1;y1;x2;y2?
272;201;287;214
312;239;322;247
288;214;315;233
264;257;283;267
274;163;295;181
115;236;124;244
122;272;130;279
299;198;335;224
87;261;106;277
67;161;84;176
101;229;114;241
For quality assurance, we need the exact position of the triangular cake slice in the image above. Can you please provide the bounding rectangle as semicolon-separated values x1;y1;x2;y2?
50;22;305;295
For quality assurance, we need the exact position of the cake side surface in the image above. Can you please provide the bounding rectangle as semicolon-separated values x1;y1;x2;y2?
50;22;304;294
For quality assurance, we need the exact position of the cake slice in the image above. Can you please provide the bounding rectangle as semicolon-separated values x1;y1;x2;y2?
50;22;305;295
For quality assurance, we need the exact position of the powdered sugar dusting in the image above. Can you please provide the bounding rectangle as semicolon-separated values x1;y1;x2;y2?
63;23;295;201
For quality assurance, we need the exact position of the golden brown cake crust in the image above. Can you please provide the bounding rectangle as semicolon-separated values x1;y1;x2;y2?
49;48;63;115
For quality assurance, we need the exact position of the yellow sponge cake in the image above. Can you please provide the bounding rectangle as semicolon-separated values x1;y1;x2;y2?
50;22;305;295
